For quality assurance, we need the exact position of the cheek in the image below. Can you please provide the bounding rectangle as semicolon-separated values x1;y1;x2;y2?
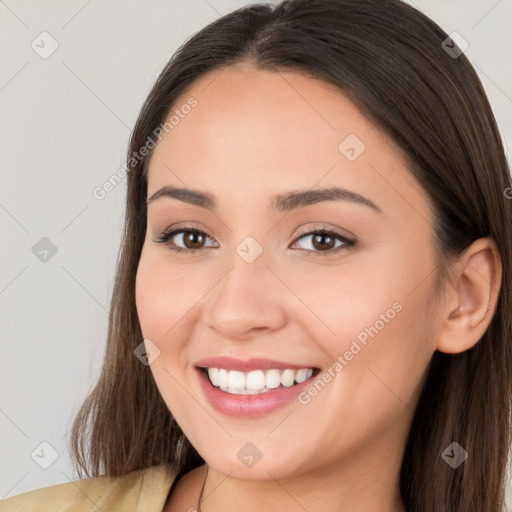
135;252;196;413
281;257;406;358
134;247;209;387
135;254;166;340
293;279;435;461
291;246;436;404
135;249;203;342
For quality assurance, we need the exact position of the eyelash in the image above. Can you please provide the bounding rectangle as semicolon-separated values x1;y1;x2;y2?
153;224;355;257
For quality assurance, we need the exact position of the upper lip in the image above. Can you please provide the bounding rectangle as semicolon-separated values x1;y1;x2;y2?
194;356;319;372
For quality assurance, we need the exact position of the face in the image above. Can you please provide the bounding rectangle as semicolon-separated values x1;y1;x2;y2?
135;63;440;482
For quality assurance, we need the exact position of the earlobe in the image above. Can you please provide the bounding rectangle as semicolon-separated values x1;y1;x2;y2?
435;237;502;354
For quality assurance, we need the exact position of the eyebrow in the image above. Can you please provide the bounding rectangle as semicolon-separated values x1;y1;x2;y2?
146;185;382;214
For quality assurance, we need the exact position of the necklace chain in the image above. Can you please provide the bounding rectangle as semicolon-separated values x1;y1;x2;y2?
196;465;208;512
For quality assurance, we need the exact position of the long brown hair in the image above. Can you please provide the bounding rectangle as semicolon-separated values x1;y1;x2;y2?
69;1;512;510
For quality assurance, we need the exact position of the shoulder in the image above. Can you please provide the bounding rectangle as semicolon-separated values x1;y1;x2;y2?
0;464;176;512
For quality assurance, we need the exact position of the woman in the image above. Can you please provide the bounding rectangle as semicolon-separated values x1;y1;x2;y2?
2;0;510;510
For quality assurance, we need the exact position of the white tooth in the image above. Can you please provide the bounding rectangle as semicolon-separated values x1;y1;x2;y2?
228;370;246;390
246;370;266;390
211;367;315;391
265;369;281;388
218;369;229;388
222;387;270;395
207;368;220;386
281;369;295;387
295;369;309;384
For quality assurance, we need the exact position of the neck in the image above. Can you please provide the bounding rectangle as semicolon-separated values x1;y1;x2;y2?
197;438;406;512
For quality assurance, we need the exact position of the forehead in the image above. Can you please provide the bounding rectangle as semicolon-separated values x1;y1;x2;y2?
147;64;430;221
150;64;375;170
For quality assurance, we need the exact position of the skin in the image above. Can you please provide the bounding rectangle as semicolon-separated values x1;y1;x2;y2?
134;62;502;512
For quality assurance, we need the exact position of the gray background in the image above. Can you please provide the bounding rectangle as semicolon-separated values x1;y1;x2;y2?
1;0;511;506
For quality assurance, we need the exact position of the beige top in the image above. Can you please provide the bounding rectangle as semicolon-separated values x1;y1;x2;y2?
0;464;177;512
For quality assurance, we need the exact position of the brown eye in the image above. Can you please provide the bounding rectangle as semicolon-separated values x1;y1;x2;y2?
311;232;337;251
291;229;355;256
181;231;206;249
153;227;217;253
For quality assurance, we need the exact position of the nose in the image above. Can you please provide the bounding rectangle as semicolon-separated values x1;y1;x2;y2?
202;247;288;341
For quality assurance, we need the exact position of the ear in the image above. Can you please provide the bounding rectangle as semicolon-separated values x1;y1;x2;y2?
435;237;502;354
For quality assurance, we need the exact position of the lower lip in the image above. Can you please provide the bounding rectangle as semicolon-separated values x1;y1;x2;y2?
195;367;318;418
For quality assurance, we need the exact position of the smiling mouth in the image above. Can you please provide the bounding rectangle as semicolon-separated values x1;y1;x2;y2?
200;367;321;395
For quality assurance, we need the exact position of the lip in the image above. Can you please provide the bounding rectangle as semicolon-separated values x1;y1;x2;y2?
194;355;318;372
194;365;320;418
